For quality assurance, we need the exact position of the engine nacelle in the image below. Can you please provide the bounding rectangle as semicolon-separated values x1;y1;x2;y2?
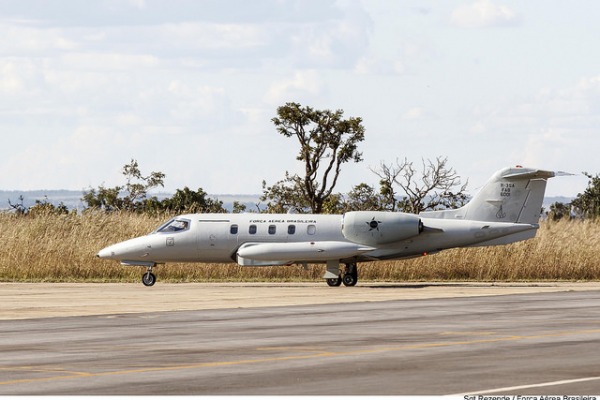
342;211;423;246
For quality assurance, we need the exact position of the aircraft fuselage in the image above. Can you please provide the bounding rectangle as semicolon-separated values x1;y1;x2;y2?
97;166;558;287
98;213;537;266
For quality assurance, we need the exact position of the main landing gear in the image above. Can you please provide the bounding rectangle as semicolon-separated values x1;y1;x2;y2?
326;263;358;287
142;266;156;287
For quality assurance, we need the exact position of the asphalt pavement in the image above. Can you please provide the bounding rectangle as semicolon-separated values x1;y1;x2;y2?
1;287;600;395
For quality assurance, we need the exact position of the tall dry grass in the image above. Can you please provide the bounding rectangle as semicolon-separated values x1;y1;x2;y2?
1;211;599;282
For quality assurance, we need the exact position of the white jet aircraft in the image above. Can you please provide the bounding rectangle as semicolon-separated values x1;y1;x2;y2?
97;166;558;287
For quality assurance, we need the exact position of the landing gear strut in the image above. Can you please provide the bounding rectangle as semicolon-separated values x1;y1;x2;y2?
142;266;156;287
326;263;358;287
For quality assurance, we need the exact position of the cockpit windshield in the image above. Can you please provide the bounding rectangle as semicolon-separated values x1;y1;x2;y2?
155;218;191;233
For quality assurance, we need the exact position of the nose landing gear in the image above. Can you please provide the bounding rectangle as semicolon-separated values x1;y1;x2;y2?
142;266;156;287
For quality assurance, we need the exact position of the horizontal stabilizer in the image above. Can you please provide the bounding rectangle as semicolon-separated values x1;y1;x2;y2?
502;169;555;179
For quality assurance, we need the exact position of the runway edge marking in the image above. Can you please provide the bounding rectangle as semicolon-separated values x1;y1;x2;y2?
452;375;600;395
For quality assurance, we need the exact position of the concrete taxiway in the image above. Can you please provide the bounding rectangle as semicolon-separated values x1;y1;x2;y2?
1;281;599;320
1;282;600;395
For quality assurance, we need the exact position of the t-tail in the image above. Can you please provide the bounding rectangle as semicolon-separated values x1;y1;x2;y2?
421;166;556;224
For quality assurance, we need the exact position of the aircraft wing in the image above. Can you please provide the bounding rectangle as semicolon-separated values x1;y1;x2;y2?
236;241;375;266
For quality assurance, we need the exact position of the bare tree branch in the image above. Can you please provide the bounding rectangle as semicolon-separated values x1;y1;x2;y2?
372;156;468;214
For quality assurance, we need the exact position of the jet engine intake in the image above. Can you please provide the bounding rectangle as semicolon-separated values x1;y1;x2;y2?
342;211;423;246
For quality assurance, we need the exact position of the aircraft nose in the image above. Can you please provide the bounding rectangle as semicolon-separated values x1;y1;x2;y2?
97;246;116;259
96;236;154;261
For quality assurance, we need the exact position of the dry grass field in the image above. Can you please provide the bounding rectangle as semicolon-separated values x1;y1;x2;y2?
1;211;599;282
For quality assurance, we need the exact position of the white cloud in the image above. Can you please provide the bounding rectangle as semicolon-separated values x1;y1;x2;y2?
0;126;129;190
521;129;569;166
0;0;598;199
157;22;268;51
354;36;436;77
457;74;600;196
164;82;237;126
450;0;519;29
60;52;159;71
0;20;78;55
281;2;372;70
0;61;23;93
129;0;147;9
467;74;600;135
264;70;323;104
0;58;47;96
468;121;487;136
577;75;600;92
401;107;436;121
354;55;402;75
354;56;376;75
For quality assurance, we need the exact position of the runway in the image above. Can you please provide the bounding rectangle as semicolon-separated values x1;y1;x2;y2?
1;284;600;395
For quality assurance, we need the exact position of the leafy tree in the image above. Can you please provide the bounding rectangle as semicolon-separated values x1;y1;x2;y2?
571;172;600;219
82;186;121;211
159;187;226;214
121;159;165;210
339;183;387;212
378;177;398;212
7;195;70;216
321;193;345;214
82;159;165;212
261;173;310;214
28;197;70;216
232;201;247;214
547;201;572;221
372;156;468;214
262;102;365;214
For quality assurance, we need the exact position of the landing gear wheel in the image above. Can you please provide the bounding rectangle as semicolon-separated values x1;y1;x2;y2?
142;272;156;287
326;276;342;287
342;263;358;287
342;273;357;287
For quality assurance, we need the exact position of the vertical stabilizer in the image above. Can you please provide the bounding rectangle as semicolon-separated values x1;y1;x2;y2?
421;166;555;224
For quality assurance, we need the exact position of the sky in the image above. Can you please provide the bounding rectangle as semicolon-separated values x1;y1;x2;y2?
1;0;598;198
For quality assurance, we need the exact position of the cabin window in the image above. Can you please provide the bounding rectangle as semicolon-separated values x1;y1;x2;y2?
288;225;296;235
230;224;238;234
307;225;316;235
268;225;276;235
249;225;257;234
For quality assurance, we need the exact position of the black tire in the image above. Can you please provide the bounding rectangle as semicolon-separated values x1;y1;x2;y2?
342;273;357;287
142;272;156;287
326;277;342;287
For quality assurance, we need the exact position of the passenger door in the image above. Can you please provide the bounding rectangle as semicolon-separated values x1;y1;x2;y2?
196;219;236;262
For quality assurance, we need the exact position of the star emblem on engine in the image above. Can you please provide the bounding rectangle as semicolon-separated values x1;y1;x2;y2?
366;217;382;231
